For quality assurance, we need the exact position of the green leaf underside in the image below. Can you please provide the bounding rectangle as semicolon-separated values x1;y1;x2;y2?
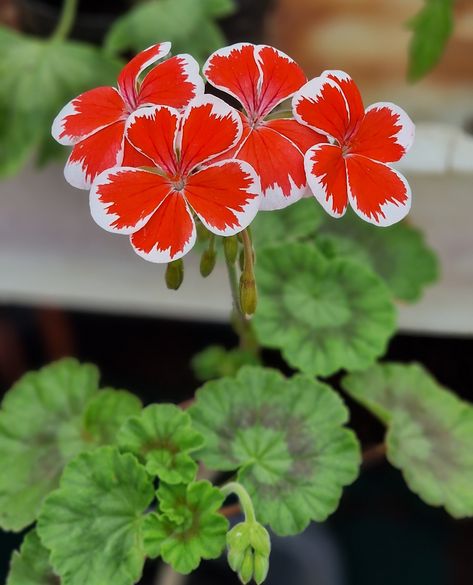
408;0;454;81
252;198;321;249
0;26;121;176
118;404;204;484
37;447;154;585
342;363;473;517
105;0;232;63
143;480;228;574
253;243;396;377
0;359;99;531
316;212;439;302
7;530;58;585
191;345;260;382
190;366;361;535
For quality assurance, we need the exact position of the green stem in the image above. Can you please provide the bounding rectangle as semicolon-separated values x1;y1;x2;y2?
220;481;256;524
241;229;254;279
51;0;78;42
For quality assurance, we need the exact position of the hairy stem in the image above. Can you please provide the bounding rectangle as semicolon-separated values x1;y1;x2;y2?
220;481;256;524
51;0;78;41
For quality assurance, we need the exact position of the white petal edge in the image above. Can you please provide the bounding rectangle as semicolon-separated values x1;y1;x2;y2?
51;87;123;146
203;42;259;106
304;144;348;219
292;76;349;141
125;104;181;168
365;102;416;157
347;162;412;227
178;94;243;170
188;159;261;236
89;166;166;234
130;199;197;264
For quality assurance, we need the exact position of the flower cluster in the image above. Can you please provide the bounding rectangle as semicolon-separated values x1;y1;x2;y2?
52;42;415;263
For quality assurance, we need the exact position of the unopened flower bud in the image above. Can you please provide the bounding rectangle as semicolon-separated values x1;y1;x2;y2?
224;235;239;264
200;248;217;277
239;272;257;316
239;549;254;584
253;552;269;584
165;259;184;290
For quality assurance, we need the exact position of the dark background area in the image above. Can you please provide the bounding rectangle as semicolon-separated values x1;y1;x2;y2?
0;305;472;585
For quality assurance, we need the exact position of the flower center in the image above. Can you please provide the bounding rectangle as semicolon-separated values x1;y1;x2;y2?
172;176;186;191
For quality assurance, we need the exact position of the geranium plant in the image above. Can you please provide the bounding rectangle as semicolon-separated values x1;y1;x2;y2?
2;17;472;585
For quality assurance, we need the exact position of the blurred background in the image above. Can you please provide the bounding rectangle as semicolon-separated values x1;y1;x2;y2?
0;0;472;584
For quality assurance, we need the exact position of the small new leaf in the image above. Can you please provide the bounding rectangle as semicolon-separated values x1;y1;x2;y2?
37;447;155;585
253;243;396;377
191;345;260;382
407;0;454;81
118;404;204;484
190;366;361;535
343;363;473;517
143;480;228;574
7;530;58;585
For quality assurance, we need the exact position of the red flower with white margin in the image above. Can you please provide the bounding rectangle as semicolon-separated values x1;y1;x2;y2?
292;70;415;226
203;43;324;211
52;43;203;190
89;96;261;263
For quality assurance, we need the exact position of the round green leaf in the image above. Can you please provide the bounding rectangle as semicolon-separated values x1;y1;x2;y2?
251;198;320;250
190;366;361;535
343;363;473;517
37;447;154;585
118;404;204;484
7;530;57;585
0;358;99;531
83;388;142;445
316;212;439;302
253;243;396;377
143;480;228;574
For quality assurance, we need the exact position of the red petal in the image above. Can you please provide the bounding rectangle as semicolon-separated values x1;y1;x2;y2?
138;54;204;109
323;70;364;135
346;154;411;226
52;86;125;146
125;106;179;176
255;45;307;119
117;43;171;110
178;95;242;175
203;43;261;117
292;76;351;144
131;194;196;263
304;143;348;217
233;118;322;210
90;167;172;233
64;120;125;189
122;138;154;167
350;102;415;163
184;160;260;235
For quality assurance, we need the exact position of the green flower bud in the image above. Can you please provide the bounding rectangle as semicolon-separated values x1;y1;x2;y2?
200;248;217;277
240;272;257;316
196;221;210;242
165;259;184;290
239;548;254;584
224;235;239;264
253;552;269;585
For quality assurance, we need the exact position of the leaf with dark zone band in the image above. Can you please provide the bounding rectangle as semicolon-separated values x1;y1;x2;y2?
190;366;361;535
343;363;473;517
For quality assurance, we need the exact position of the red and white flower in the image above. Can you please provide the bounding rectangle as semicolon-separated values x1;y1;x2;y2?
52;43;204;190
90;96;261;263
293;70;415;226
203;43;324;211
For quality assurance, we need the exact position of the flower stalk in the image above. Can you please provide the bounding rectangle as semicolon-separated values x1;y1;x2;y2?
51;0;79;42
